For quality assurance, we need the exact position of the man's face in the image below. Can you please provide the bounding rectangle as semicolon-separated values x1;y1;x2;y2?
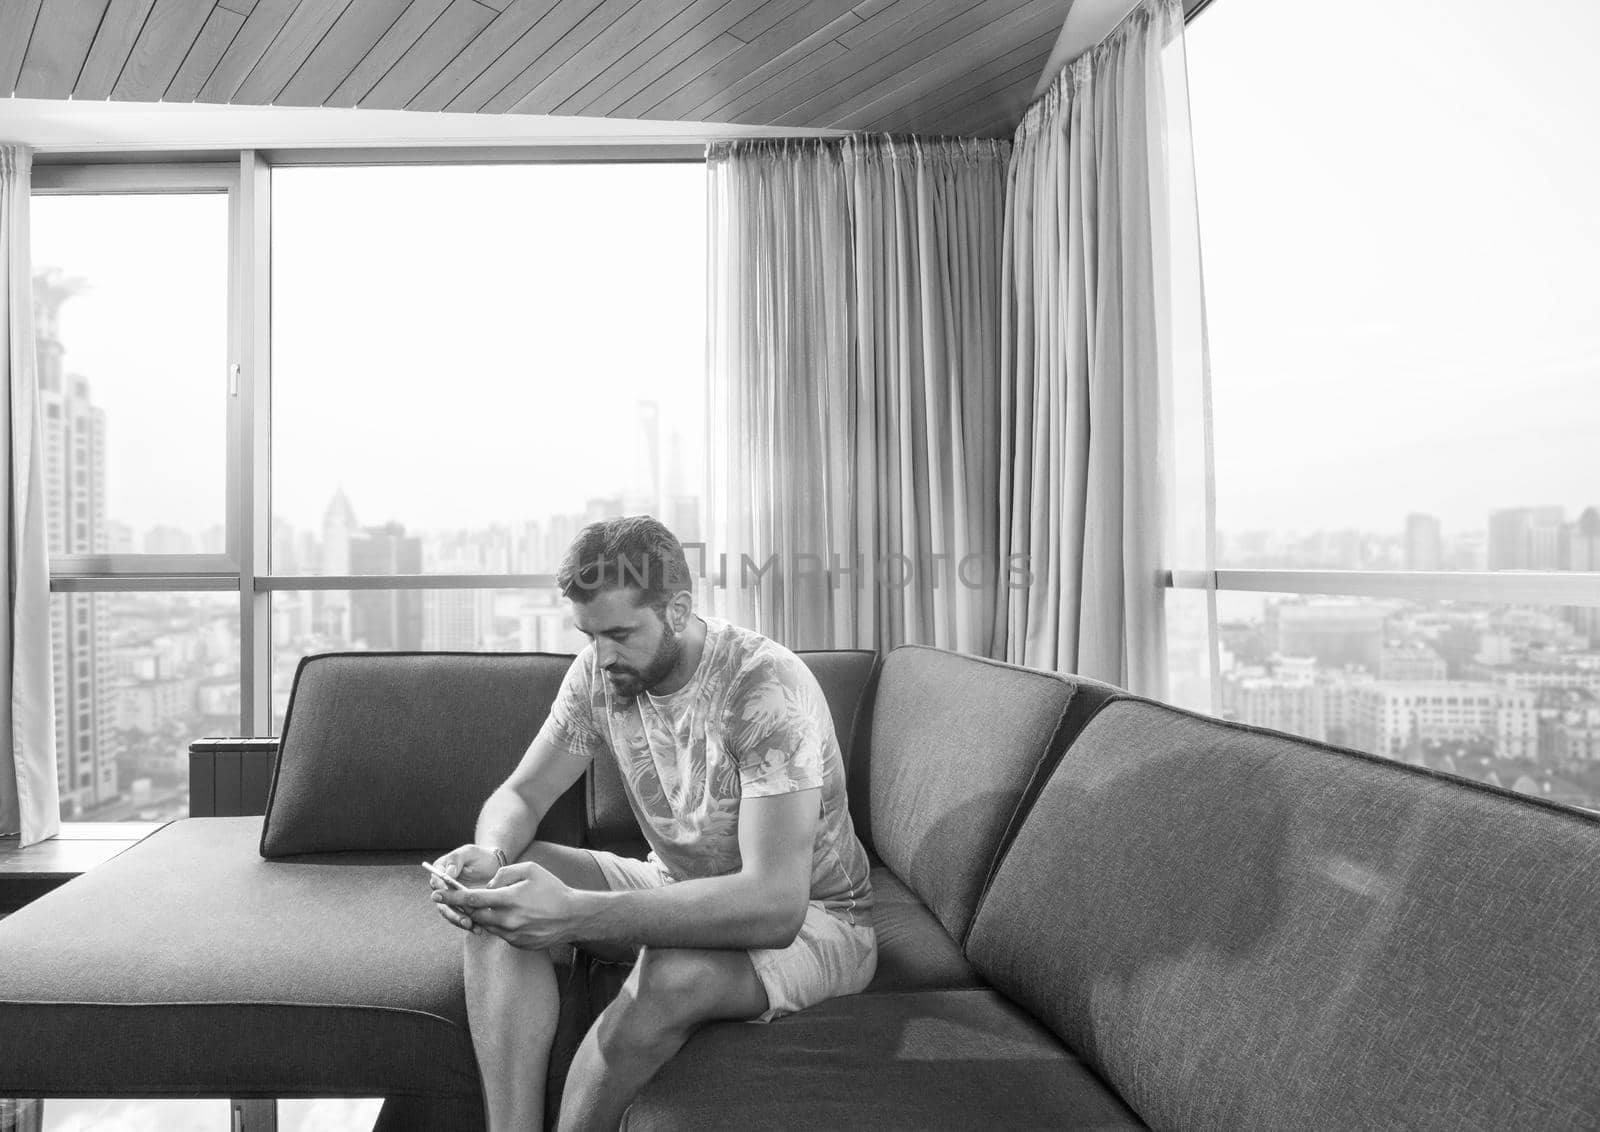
572;587;682;697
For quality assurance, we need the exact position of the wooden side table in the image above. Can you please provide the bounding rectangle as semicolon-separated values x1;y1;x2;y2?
0;821;167;916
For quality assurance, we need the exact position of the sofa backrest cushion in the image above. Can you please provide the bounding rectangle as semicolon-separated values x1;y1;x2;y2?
965;697;1600;1130
261;652;584;856
860;646;1080;945
586;650;879;850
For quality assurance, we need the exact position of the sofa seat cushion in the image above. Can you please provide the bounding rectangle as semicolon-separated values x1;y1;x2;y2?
563;867;979;1006
863;867;980;993
621;988;1147;1130
0;818;487;1103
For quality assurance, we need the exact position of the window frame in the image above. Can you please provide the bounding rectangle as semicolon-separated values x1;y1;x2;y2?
32;161;244;581
1169;569;1600;608
35;148;706;743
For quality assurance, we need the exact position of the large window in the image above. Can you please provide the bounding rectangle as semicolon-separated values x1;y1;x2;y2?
1190;0;1600;563
46;592;240;821
270;164;705;578
32;157;707;820
1180;0;1600;810
31;188;231;551
266;162;706;725
31;166;239;822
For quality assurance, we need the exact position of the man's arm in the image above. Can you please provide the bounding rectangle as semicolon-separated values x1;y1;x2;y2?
445;787;820;951
474;728;592;860
431;729;595;933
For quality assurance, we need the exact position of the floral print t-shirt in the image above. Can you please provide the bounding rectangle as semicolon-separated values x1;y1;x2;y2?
541;617;873;921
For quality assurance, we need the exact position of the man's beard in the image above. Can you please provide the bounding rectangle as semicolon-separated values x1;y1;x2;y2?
606;622;682;697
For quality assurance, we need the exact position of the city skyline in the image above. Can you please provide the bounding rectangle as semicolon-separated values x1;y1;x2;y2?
1217;504;1600;572
1169;591;1600;812
92;502;1600;575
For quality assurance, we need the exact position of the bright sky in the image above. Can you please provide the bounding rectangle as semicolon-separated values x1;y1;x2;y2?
271;163;706;537
32;162;707;540
32;191;230;538
1186;0;1600;535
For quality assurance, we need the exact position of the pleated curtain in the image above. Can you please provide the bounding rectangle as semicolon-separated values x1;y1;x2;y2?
0;144;59;847
703;0;1208;688
704;137;1010;655
998;0;1209;696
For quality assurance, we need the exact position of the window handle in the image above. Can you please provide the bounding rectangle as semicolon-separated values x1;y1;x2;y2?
229;363;241;397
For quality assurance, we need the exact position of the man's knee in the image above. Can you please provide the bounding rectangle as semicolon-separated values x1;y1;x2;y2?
462;926;562;977
638;948;725;1015
462;931;564;1032
606;949;725;1045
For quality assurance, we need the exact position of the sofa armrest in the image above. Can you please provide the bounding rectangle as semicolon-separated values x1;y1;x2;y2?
187;737;280;817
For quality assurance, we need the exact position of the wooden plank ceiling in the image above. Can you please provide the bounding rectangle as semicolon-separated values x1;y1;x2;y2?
0;0;1076;139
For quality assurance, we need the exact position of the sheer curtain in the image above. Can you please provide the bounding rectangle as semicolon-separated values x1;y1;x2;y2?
997;0;1211;695
0;1096;41;1132
704;137;1010;654
0;144;58;847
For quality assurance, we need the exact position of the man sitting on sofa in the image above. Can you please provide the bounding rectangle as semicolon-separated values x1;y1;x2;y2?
429;516;876;1132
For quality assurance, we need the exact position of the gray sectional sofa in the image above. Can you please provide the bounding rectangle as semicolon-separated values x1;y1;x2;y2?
2;645;1598;1130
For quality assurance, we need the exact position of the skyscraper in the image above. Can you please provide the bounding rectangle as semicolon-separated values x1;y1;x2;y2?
633;400;663;516
316;488;358;639
423;585;494;650
35;272;119;817
1567;507;1600;571
1273;602;1385;675
520;519;544;573
1488;506;1566;571
142;525;194;555
350;522;423;649
1565;507;1600;646
662;427;701;545
1404;513;1442;571
544;513;579;572
272;517;298;573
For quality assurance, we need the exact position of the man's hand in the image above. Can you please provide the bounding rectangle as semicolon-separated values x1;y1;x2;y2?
427;844;504;932
434;860;579;949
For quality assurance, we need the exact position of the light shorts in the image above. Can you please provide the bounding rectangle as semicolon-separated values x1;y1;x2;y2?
588;849;877;1023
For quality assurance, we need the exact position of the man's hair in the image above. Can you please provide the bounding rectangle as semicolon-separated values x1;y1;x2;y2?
556;516;693;612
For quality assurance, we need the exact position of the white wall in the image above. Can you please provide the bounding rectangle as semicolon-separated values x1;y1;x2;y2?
1033;0;1146;98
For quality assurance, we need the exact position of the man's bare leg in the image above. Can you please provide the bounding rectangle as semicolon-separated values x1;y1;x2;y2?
463;842;628;1132
556;947;768;1132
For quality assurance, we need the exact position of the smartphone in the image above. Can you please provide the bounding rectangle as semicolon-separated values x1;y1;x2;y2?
421;860;469;891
